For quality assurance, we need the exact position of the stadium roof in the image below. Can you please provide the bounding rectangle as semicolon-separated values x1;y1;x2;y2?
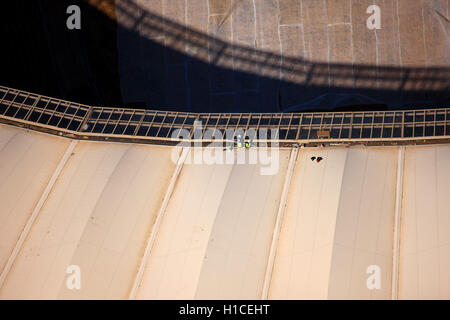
0;87;449;299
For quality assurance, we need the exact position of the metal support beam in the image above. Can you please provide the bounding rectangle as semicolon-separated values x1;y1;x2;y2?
391;146;405;300
128;147;190;299
261;147;299;299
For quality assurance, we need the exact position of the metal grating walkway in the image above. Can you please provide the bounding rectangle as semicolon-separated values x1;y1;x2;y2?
1;86;449;143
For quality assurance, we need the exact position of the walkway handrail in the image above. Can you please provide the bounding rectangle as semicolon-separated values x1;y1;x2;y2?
1;85;449;146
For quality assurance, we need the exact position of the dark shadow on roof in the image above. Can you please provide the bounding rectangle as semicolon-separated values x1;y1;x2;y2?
0;0;448;113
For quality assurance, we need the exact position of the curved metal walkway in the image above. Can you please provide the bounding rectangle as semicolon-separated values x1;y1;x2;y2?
1;86;449;146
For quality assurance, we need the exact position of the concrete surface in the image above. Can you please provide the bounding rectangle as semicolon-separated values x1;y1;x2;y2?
269;147;397;299
114;0;449;112
399;145;450;299
0;133;176;299
0;125;70;279
0;123;449;299
136;150;290;299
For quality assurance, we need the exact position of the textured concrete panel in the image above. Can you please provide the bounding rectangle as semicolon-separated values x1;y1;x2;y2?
270;147;398;299
328;147;397;300
269;148;347;299
115;0;449;112
399;145;450;299
137;149;290;299
0;138;176;299
1;124;450;300
0;125;70;277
